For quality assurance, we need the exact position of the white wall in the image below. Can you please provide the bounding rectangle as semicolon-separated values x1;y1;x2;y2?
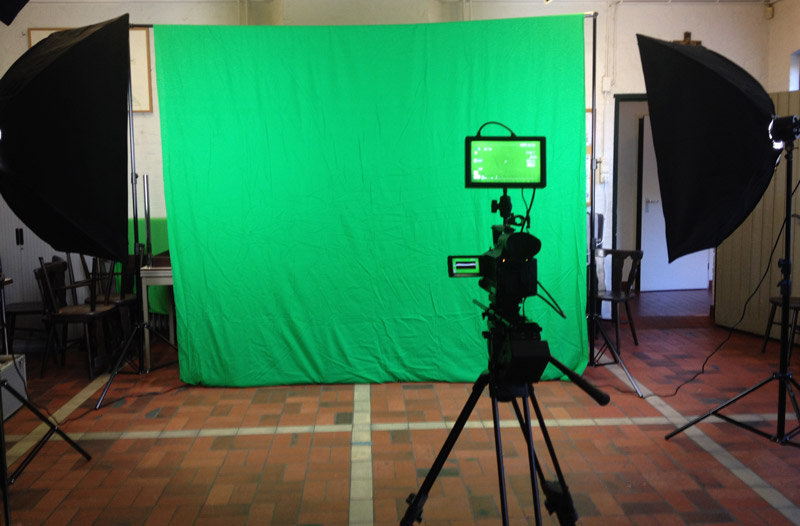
0;0;794;273
767;0;800;92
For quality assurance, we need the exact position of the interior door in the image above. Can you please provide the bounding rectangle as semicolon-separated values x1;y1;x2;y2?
638;115;710;291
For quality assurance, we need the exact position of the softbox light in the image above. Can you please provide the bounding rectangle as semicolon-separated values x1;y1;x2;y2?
639;35;800;446
0;0;28;26
0;15;129;261
637;34;780;262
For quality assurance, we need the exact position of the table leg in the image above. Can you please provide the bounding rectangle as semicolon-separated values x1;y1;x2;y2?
142;283;151;371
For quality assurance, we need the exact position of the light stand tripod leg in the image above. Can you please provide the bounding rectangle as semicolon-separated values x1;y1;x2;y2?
400;373;490;526
0;380;90;488
785;377;800;423
665;375;774;440
0;389;10;526
784;376;800;442
592;318;643;397
95;322;143;409
96;321;178;410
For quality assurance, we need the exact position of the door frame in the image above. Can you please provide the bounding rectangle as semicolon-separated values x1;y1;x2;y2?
612;94;647;292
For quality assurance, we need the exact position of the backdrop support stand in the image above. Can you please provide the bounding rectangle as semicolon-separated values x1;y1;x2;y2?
666;131;800;446
585;13;643;398
95;64;178;410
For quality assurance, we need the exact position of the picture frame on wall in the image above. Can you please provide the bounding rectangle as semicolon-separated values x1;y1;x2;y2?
28;26;153;113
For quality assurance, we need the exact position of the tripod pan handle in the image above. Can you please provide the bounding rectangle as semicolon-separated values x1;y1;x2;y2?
548;357;610;406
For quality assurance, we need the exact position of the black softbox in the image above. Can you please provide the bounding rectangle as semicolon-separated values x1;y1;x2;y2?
637;34;781;262
0;15;129;261
0;0;28;26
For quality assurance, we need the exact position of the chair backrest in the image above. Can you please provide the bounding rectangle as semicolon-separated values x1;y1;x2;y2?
80;255;135;301
34;257;69;314
595;248;643;295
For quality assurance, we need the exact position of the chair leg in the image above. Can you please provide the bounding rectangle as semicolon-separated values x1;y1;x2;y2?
624;300;639;346
60;325;68;365
790;308;799;366
84;324;94;380
40;324;56;378
762;303;778;353
6;313;15;354
614;302;621;353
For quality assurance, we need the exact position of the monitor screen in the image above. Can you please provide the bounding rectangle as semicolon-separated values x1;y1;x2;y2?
465;136;546;189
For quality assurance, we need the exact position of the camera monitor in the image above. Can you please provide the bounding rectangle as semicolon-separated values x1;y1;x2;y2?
465;136;546;189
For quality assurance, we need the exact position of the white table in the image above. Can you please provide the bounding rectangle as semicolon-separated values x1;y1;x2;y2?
140;266;174;371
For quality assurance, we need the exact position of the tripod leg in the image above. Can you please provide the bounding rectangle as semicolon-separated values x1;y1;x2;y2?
665;375;774;440
39;325;56;379
516;396;543;525
490;393;510;526
401;373;490;526
528;387;577;525
784;377;800;443
783;377;800;428
96;323;144;410
511;399;552;506
0;389;11;526
593;320;643;397
0;381;90;484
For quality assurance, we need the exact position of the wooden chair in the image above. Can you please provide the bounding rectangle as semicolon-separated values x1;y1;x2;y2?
34;256;118;379
0;255;44;353
78;255;138;338
594;248;643;351
760;296;800;358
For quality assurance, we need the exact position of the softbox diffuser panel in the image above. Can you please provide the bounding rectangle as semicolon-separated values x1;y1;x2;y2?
0;15;129;261
155;16;588;387
637;34;780;262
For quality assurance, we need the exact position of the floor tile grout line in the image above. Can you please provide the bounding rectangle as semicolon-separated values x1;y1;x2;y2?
27;411;796;443
605;363;800;526
349;384;373;526
20;372;800;524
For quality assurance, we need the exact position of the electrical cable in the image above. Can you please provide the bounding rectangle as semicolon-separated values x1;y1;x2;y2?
535;281;567;320
476;121;516;137
59;381;189;427
598;172;800;399
521;188;535;231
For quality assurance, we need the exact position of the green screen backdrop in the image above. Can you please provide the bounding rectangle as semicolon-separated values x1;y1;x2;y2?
154;16;587;387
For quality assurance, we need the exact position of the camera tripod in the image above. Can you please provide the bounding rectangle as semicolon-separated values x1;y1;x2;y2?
402;372;576;525
401;316;609;525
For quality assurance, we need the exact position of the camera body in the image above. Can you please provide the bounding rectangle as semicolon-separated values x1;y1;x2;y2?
448;196;548;384
448;223;541;322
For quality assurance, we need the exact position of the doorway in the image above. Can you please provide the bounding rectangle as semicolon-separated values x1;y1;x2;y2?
613;95;712;293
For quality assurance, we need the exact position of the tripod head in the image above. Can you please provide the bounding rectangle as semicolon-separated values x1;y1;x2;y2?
475;300;610;407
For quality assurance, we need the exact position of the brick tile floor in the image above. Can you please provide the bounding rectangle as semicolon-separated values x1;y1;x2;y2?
0;290;799;524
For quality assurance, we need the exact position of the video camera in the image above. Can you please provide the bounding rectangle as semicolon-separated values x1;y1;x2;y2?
447;131;553;384
448;133;546;320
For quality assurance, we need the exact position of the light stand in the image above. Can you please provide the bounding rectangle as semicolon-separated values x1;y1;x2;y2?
95;69;177;410
666;116;800;446
585;14;643;397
